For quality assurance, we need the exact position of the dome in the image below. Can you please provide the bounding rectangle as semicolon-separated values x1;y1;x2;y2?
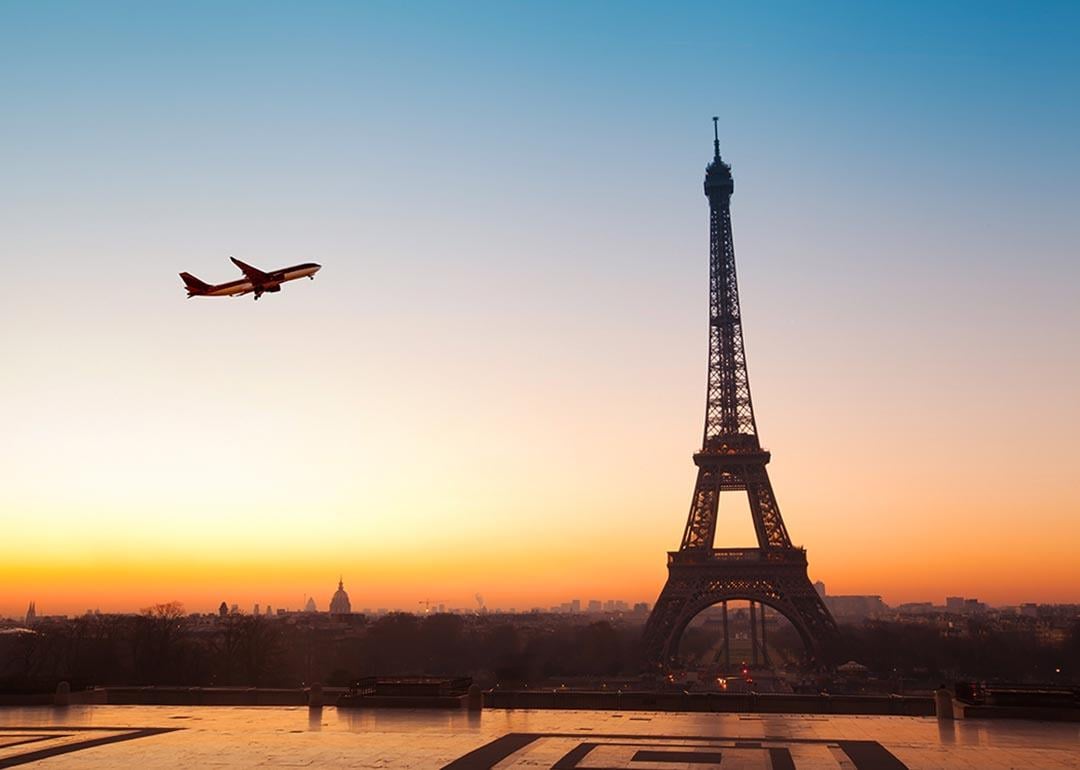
329;578;352;615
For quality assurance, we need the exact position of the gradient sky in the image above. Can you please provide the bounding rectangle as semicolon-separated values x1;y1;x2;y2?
2;1;1078;617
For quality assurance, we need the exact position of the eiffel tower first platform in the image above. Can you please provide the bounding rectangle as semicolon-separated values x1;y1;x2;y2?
641;121;838;670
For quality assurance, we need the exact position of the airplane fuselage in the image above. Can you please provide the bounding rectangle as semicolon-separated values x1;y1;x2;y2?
181;261;321;299
202;263;321;296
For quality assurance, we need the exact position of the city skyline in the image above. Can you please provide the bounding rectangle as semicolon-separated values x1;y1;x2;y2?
3;1;1080;618
12;580;1068;621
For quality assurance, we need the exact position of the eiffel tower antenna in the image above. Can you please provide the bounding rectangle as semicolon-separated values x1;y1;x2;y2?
641;120;838;672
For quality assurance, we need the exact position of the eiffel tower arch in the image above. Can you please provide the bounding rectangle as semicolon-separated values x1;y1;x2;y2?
641;120;838;670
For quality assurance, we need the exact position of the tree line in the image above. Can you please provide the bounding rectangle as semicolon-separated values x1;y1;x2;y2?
0;605;641;691
3;606;1076;692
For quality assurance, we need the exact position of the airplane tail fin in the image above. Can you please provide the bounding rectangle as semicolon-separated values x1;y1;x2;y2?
179;272;212;297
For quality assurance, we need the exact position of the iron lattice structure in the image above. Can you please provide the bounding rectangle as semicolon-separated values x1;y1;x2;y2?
641;122;838;668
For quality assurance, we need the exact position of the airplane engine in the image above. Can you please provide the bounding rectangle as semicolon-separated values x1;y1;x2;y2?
262;284;282;293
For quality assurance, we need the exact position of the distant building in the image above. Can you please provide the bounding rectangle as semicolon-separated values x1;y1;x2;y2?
218;601;228;618
897;602;935;615
963;598;987;615
304;597;317;613
329;578;352;615
25;601;36;625
946;596;964;613
814;581;826;598
587;600;602;614
570;599;581;614
825;595;887;620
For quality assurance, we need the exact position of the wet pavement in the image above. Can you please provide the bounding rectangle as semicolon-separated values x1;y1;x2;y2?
0;705;1077;768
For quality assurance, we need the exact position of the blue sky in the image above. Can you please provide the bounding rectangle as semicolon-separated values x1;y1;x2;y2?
1;1;1078;613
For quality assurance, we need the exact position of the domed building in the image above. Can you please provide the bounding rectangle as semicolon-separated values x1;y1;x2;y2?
329;577;352;615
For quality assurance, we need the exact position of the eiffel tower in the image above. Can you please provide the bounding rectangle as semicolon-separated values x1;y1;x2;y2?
641;120;838;670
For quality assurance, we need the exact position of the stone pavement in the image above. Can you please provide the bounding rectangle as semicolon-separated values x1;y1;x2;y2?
0;705;1076;768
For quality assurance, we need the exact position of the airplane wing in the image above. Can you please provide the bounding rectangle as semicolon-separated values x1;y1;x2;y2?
230;256;271;282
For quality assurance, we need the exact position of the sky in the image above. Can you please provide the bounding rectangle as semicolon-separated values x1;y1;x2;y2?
2;1;1078;617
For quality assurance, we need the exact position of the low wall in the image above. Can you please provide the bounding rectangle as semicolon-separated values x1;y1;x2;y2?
483;690;935;716
0;687;940;717
0;693;54;706
9;687;1080;721
959;703;1080;722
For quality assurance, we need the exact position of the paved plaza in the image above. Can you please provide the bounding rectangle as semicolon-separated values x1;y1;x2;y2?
0;705;1076;768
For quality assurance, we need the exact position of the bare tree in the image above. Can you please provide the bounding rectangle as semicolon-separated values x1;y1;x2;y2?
131;602;189;684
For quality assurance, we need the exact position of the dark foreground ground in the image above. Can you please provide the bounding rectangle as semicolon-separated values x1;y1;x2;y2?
1;705;1077;768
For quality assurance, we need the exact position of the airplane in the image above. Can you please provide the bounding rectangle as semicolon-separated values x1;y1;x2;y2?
180;257;321;300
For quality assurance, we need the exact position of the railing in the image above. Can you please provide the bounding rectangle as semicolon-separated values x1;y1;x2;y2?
697;435;767;454
669;548;806;566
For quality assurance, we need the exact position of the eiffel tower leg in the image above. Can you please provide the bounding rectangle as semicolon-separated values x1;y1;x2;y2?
641;579;692;669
